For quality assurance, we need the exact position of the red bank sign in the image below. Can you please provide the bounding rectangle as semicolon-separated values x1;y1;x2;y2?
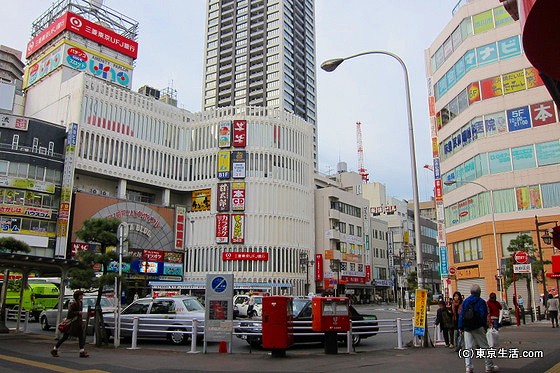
26;12;138;59
222;252;269;261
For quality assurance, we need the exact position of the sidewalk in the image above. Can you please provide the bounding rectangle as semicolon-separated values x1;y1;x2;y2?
0;320;558;372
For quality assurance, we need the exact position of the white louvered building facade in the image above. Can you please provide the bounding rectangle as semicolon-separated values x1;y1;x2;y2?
25;71;316;294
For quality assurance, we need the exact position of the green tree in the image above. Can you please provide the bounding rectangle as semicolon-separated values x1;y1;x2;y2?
0;237;32;254
0;237;32;333
407;271;418;292
70;217;121;346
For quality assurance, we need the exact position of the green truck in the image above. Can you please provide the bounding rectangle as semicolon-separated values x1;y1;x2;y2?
2;280;60;321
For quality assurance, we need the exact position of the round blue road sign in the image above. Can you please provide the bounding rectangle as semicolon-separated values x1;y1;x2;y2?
211;276;227;293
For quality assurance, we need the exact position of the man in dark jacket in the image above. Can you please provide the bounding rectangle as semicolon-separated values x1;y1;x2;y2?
458;284;498;373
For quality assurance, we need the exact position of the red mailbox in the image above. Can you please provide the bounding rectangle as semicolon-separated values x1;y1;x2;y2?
262;296;293;355
311;297;350;332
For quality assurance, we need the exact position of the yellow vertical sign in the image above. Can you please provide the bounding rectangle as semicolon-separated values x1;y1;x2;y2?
413;289;428;336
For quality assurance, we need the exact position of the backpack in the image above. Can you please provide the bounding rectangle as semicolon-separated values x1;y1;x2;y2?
463;300;480;330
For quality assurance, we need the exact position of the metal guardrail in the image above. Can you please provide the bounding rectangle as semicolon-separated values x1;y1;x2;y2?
105;315;437;353
5;308;30;333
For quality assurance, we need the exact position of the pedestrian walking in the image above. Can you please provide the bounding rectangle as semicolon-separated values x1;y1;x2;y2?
458;284;498;373
517;295;524;308
451;291;463;351
435;300;454;347
50;290;89;358
247;294;256;318
546;293;559;328
487;292;502;330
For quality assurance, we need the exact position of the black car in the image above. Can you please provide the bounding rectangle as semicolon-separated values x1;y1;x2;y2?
235;297;378;347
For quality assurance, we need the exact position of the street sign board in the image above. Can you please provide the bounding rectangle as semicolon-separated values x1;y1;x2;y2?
449;266;456;275
515;251;529;264
514;263;531;273
205;274;234;346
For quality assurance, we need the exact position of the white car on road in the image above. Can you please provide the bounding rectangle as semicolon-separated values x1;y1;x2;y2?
39;295;115;333
233;295;262;318
104;296;205;345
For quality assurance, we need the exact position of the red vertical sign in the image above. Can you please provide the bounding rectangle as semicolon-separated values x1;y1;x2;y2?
365;265;371;282
233;120;247;147
315;254;323;281
215;214;229;243
434;179;443;200
175;206;186;250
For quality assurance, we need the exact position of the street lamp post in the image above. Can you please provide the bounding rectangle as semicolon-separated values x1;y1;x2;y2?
444;180;502;300
321;51;423;290
115;221;128;348
535;216;558;302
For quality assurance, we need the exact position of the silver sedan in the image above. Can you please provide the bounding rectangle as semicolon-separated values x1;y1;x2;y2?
104;296;205;345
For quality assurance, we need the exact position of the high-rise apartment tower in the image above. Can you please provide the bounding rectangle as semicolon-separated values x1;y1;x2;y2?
202;0;318;169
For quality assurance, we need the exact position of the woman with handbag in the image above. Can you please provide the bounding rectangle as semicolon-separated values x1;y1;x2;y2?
51;290;89;358
451;291;464;351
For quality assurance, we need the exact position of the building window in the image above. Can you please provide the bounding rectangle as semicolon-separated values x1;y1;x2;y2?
452;237;482;263
11;135;19;150
0;160;8;175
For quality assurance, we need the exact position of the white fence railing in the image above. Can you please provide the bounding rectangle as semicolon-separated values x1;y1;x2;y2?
103;315;437;353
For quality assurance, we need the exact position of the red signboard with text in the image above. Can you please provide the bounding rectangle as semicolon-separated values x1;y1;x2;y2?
215;214;229;243
70;242;90;257
233;120;247;147
222;252;269;261
143;249;164;262
315;254;323;281
26;12;138;59
341;276;367;284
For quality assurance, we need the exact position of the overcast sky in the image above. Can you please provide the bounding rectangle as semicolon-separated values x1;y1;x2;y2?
3;0;460;201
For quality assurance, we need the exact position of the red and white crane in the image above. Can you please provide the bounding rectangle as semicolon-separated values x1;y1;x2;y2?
356;121;369;182
423;164;434;172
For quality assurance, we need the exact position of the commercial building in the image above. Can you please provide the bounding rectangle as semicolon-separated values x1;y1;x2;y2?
0;45;25;114
202;0;318;170
17;0;315;295
314;169;372;300
0;114;66;257
427;0;560;300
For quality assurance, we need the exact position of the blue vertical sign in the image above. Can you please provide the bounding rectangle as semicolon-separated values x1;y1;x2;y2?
439;246;449;276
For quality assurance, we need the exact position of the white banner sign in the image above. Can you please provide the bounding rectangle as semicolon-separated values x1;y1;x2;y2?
513;263;531;273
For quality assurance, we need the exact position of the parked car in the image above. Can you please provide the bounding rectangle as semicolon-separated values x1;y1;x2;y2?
104;296;205;345
233;294;263;318
39;295;115;333
500;301;512;325
235;297;378;347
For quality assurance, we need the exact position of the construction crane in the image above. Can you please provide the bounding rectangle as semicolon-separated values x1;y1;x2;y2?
356;121;369;182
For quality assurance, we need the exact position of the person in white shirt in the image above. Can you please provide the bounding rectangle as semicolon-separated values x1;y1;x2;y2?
546;293;559;328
